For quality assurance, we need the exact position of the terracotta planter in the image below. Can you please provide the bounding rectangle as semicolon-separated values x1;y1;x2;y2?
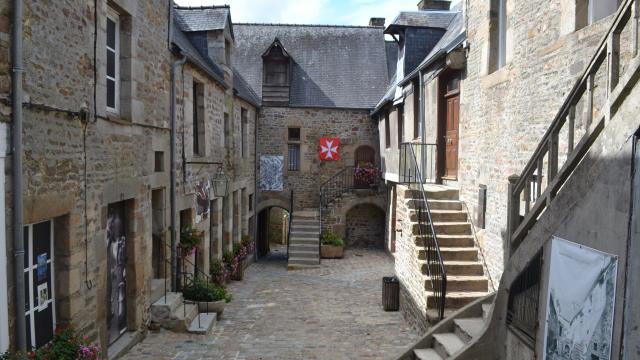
321;244;344;258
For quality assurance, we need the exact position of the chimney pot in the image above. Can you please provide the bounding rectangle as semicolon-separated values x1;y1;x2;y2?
417;0;451;11
369;17;385;27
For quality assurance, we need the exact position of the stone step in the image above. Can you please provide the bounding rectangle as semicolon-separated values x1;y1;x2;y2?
432;222;472;235
294;211;319;220
288;257;320;266
289;237;319;245
414;348;443;360
150;292;184;322
482;303;492;321
440;261;484;276
428;291;488;309
428;200;463;211
415;234;475;248
433;333;465;358
163;303;199;333
417;247;478;262
430;210;468;222
290;231;320;239
291;220;319;226
188;313;217;335
424;187;459;200
289;250;319;259
426;276;488;292
289;243;318;252
453;318;485;343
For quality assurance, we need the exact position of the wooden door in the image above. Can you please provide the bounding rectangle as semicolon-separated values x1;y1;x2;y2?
444;93;459;179
354;146;375;188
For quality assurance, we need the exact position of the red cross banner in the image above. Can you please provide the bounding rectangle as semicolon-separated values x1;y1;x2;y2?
319;138;340;161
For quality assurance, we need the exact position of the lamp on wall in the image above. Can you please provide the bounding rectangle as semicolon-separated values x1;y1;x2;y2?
212;166;229;198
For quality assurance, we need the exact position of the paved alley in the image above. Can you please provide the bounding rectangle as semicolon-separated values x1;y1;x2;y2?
122;250;419;360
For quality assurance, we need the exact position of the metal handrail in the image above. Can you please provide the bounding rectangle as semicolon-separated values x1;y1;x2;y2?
399;142;437;184
404;143;447;320
320;166;381;209
287;189;293;260
507;0;639;251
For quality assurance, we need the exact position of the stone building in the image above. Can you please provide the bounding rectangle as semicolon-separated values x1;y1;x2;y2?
231;22;391;265
0;1;257;356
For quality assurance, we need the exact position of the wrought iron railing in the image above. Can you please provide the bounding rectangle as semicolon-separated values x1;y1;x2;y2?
319;166;381;208
399;143;437;184
287;189;293;260
403;144;447;320
508;0;640;252
507;251;542;346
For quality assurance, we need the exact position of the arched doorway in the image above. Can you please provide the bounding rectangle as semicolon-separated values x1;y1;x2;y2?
354;145;376;189
256;206;290;260
345;203;385;249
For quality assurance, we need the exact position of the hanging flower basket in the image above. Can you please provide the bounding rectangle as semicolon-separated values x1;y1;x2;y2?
354;163;380;185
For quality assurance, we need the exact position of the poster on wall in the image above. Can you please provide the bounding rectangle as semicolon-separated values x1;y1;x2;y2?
543;237;618;360
195;179;211;223
260;155;284;191
319;138;340;161
37;283;49;311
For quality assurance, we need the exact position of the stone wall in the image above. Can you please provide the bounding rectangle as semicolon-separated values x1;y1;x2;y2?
459;0;618;283
345;203;385;249
321;190;386;244
257;106;380;211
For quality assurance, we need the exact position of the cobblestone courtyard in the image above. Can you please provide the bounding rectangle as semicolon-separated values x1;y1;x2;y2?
122;250;419;360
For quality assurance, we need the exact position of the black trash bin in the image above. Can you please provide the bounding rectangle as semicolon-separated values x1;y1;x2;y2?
382;276;399;311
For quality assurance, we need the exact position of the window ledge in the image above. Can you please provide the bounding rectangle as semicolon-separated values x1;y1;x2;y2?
482;66;511;89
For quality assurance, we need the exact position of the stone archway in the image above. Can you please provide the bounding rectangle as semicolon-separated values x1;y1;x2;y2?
345;203;385;249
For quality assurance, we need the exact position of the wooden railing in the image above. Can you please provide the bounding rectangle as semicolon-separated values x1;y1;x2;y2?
508;0;639;252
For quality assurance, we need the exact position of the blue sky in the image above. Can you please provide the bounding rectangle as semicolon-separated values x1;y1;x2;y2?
174;0;460;26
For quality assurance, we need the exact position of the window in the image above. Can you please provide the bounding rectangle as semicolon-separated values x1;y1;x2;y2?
384;111;390;148
224;112;230;150
24;220;56;350
241;108;248;158
288;127;300;171
106;9;120;113
397;105;404;146
413;80;420;139
193;81;205;156
576;0;618;29
265;60;288;86
225;39;232;65
488;0;508;72
154;151;164;172
248;193;254;211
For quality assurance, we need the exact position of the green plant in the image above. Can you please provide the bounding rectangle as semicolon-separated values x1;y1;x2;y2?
241;235;252;247
222;251;235;265
180;224;200;253
1;327;101;360
321;232;344;247
232;243;242;256
210;259;229;285
183;278;232;303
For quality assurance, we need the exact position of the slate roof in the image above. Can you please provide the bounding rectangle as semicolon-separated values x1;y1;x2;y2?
174;6;232;35
399;11;465;86
233;69;261;107
385;11;457;33
171;22;226;86
233;23;389;109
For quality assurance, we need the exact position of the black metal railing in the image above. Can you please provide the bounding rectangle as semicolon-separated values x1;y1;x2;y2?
287;190;293;260
404;144;447;320
399;143;437;184
320;166;381;208
507;251;542;346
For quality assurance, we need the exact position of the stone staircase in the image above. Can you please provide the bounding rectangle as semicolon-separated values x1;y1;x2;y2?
287;209;320;269
409;298;493;359
407;185;490;319
150;292;217;335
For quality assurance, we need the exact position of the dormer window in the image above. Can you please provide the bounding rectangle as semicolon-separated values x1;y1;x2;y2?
262;38;291;106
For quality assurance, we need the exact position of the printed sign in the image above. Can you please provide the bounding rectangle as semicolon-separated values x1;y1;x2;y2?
37;253;47;282
37;283;49;311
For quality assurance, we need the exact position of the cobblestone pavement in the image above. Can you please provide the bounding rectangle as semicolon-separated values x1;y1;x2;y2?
122;250;419;360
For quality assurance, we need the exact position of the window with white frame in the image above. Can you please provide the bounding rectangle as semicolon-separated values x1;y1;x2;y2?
106;9;120;113
576;0;619;29
489;0;508;72
24;220;56;350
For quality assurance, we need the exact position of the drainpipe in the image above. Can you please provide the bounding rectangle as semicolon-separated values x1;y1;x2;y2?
170;54;187;292
418;70;427;175
11;0;26;352
253;109;259;262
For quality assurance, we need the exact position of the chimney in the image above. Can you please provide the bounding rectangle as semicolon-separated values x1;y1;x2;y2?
369;17;385;27
417;0;451;11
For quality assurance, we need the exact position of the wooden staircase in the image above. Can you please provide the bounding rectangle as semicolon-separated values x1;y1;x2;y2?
287;209;321;269
406;185;490;319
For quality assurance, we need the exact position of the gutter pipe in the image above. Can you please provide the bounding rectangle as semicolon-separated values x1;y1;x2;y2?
11;0;26;352
170;54;187;292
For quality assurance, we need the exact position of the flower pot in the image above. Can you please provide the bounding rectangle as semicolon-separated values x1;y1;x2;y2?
231;261;245;281
321;244;344;259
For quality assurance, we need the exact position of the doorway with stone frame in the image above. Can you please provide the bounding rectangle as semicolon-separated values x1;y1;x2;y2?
437;70;461;183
